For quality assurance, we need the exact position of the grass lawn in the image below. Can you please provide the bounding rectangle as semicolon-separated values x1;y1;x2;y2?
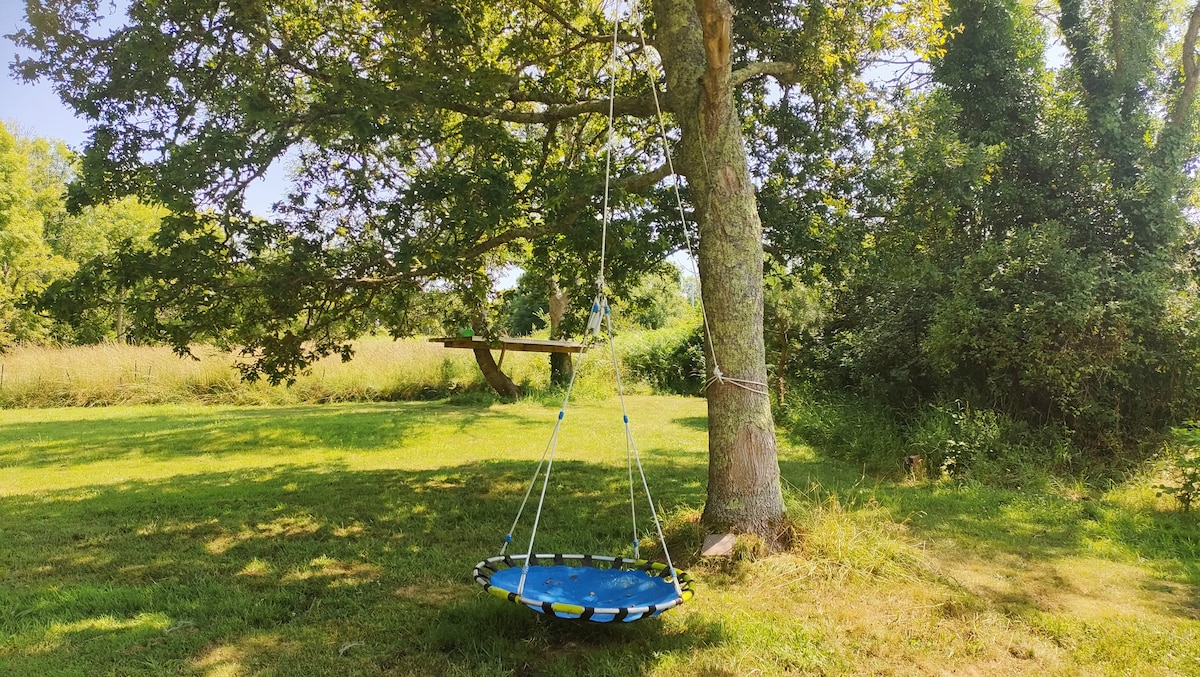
2;395;1199;675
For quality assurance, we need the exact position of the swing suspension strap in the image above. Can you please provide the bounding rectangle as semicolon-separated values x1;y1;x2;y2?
500;0;687;601
503;295;681;600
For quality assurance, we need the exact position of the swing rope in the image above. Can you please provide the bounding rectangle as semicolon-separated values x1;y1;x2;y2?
500;0;686;604
626;1;769;397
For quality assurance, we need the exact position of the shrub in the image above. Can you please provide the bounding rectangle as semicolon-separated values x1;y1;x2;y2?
619;323;705;396
781;387;906;472
907;400;1073;488
1159;425;1200;512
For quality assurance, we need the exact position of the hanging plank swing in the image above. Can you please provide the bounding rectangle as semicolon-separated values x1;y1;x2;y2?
428;336;583;397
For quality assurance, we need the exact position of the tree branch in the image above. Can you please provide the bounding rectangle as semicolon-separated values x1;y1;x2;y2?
1169;0;1200;128
527;0;649;46
444;94;662;123
353;164;673;285
265;31;665;123
731;61;800;87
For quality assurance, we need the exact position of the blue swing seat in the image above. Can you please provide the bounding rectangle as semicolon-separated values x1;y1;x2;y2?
474;553;693;623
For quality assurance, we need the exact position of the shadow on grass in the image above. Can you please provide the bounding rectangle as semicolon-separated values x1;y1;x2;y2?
779;431;1200;619
0;400;545;468
0;458;715;676
671;416;708;432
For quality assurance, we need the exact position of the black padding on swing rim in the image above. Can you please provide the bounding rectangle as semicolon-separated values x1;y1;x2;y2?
473;553;694;623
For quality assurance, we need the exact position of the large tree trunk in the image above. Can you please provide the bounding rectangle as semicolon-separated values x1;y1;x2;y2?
548;275;572;386
654;0;786;537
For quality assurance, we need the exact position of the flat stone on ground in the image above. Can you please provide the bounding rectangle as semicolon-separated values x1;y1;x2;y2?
701;533;736;557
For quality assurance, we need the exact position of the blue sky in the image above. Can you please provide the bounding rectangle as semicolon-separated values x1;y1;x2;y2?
0;3;290;215
1;3;89;146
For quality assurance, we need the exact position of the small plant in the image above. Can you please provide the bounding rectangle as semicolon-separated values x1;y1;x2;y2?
1158;425;1200;512
909;401;1001;480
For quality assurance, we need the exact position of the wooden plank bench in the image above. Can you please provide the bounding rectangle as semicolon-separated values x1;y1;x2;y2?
429;336;584;396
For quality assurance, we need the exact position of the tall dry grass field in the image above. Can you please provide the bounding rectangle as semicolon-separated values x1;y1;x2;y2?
0;337;586;408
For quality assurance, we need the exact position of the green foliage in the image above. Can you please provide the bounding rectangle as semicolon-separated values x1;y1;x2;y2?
0;122;72;347
743;0;950;284
933;0;1046;146
822;0;1200;455
0;122;164;347
782;385;1078;487
500;265;689;338
620;322;706;395
764;274;823;399
498;273;550;336
1160;425;1200;512
12;0;688;379
780;386;906;471
617;266;691;331
11;0;937;388
906;401;1074;488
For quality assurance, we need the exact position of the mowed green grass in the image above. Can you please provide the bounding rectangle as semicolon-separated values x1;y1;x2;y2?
2;396;1199;676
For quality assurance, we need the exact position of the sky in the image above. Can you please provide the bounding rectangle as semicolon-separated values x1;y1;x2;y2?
0;2;291;216
0;3;90;146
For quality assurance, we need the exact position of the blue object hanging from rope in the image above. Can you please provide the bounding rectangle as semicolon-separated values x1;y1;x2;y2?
472;0;695;623
474;554;694;623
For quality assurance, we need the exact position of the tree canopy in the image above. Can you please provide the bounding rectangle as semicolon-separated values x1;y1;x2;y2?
0;120;162;347
824;0;1200;452
13;0;934;535
12;0;922;379
12;0;1200;526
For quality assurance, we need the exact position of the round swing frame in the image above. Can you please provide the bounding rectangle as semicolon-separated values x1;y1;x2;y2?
474;553;694;623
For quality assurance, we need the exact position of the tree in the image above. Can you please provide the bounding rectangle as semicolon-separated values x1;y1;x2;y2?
763;273;821;402
825;0;1200;453
0;124;164;345
0;121;74;347
14;0;917;537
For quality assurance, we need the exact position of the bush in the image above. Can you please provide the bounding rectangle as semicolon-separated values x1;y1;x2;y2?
781;387;906;472
619;323;705;395
1159;425;1200;512
906;400;1073;488
779;387;1078;486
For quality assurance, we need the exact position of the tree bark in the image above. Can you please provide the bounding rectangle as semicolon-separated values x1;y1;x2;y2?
548;275;572;386
474;347;522;398
654;0;786;537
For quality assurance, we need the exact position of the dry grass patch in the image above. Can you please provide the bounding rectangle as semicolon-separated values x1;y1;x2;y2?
0;337;554;408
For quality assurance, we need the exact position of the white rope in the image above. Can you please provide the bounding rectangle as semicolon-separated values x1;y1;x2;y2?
597;0;625;292
511;3;627;591
509;0;712;602
705;373;771;396
604;304;683;597
515;333;597;597
600;1;682;589
627;0;768;398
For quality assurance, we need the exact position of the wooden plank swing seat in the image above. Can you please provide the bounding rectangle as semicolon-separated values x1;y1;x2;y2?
429;336;584;397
